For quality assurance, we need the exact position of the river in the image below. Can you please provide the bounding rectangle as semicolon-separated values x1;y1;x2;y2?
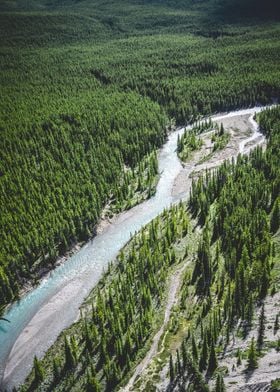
0;106;270;390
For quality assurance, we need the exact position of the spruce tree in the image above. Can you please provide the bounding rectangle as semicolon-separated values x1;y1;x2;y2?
199;336;209;372
214;372;226;392
276;338;280;352
257;304;266;351
247;337;258;370
53;357;60;383
270;197;280;233
33;355;44;384
274;313;279;333
87;371;101;392
181;340;187;368
64;335;76;370
169;354;175;382
236;348;242;366
176;349;181;375
192;334;199;362
207;341;218;375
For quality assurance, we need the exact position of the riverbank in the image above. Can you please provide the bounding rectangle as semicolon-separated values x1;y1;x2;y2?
1;149;160;321
0;106;273;391
122;109;273;391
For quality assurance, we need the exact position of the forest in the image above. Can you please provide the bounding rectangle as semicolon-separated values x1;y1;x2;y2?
19;107;280;390
1;0;280;308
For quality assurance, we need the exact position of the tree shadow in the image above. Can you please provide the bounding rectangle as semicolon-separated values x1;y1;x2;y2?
244;367;256;383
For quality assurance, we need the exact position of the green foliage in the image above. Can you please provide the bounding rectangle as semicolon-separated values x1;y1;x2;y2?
177;120;213;161
33;356;44;384
211;124;230;152
257;304;266;350
1;0;280;308
236;348;242;366
271;197;280;233
247;337;258;370
64;335;76;370
177;129;203;161
207;341;218;376
270;378;280;392
190;106;280;324
2;0;280;388
199;335;209;372
22;203;190;390
0;94;167;308
169;354;175;382
214;373;226;392
174;106;280;388
274;313;279;333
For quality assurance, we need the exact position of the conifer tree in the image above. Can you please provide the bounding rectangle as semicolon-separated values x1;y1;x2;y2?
274;313;279;333
247;337;258;370
214;372;226;392
87;371;101;392
169;354;175;382
276;338;280;352
192;334;199;362
257;304;266;351
199;335;209;372
236;348;242;366
181;340;187;368
176;349;181;375
64;335;76;370
270;197;280;233
53;357;60;383
207;341;218;375
33;356;44;384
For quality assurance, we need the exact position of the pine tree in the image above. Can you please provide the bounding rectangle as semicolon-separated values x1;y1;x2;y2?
276;338;280;352
236;348;242;366
270;197;280;233
214;372;226;392
176;349;181;375
181;340;187;368
257;304;266;351
87;371;101;392
192;334;198;362
247;337;258;370
53;357;60;383
186;357;209;392
274;313;279;333
33;355;44;384
64;335;76;370
207;341;218;375
199;335;209;372
169;354;175;382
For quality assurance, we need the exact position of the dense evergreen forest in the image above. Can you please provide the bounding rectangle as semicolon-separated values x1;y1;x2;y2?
1;0;280;308
164;108;280;392
21;202;192;391
20;106;280;391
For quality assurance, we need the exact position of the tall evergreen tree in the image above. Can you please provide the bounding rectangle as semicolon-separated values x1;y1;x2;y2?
33;356;44;384
214;372;226;392
257;304;266;351
247;337;258;370
270;197;280;233
207;342;218;375
199;335;209;372
169;354;175;383
64;335;76;370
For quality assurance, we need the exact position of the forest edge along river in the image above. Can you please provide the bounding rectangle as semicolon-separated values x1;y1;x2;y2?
0;106;273;390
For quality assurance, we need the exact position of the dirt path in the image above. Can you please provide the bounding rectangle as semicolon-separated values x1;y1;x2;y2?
122;263;187;391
